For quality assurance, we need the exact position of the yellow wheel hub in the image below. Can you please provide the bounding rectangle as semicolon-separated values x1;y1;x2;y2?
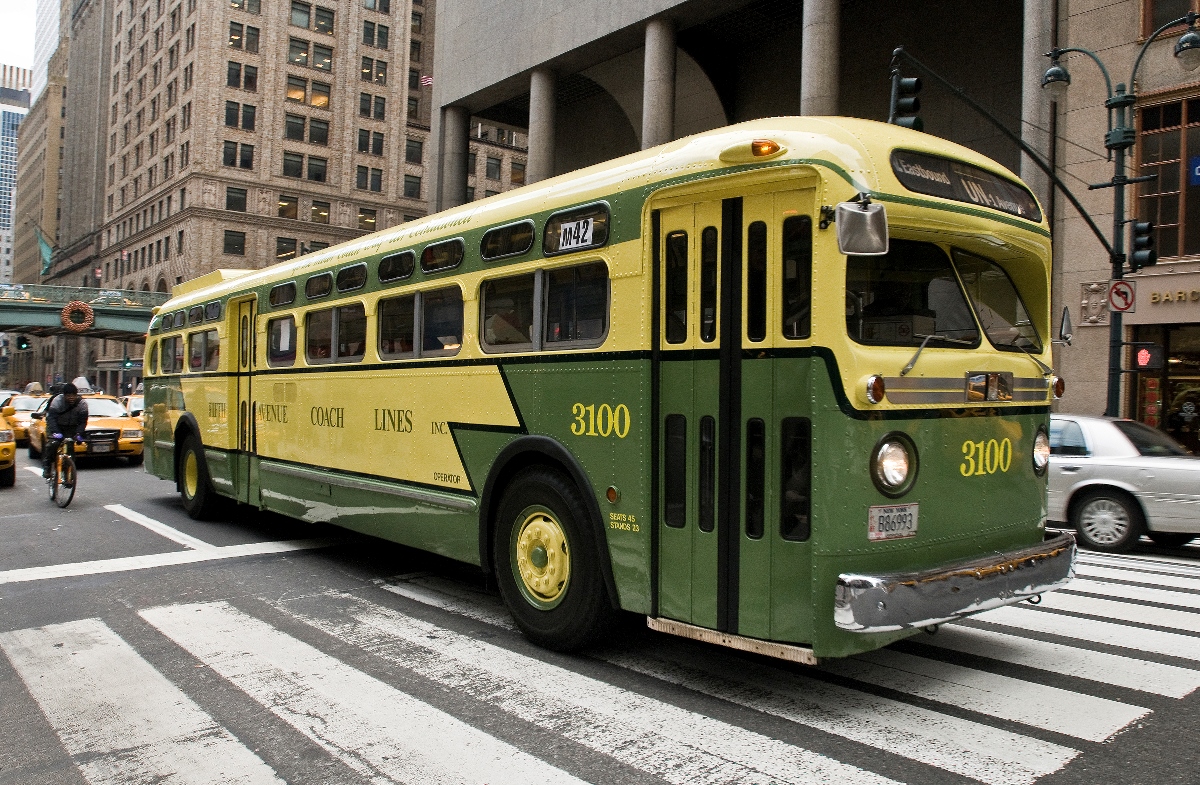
183;451;199;499
513;508;570;608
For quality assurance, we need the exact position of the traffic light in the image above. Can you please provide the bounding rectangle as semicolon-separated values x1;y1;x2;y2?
122;355;134;369
1130;221;1158;270
16;335;30;351
889;72;923;131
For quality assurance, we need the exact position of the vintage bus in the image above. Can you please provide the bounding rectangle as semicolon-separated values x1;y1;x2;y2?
143;116;1075;662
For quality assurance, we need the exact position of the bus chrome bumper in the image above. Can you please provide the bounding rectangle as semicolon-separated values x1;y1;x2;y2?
834;532;1076;633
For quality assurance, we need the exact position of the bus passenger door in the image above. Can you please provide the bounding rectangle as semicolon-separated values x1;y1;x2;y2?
656;199;727;631
234;297;256;504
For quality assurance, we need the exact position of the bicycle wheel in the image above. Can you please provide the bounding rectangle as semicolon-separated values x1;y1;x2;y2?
47;454;58;502
54;454;75;508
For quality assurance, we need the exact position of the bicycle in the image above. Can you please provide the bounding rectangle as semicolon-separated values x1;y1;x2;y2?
47;436;79;508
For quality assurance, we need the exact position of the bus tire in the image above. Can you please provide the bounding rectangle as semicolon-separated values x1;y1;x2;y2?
1072;488;1144;553
493;466;616;651
178;436;219;520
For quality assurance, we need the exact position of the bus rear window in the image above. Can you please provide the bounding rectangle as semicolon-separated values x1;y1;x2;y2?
267;316;297;366
422;287;463;355
545;262;607;345
846;239;979;348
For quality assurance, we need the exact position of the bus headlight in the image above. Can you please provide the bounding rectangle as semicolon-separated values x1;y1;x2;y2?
1033;427;1050;476
871;433;918;496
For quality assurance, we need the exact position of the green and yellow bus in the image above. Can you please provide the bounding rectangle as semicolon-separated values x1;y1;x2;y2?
143;116;1075;662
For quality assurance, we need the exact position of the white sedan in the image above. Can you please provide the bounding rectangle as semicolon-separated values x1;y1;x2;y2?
1049;414;1200;551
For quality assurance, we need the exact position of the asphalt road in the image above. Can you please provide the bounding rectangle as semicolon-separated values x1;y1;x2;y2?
2;448;1200;785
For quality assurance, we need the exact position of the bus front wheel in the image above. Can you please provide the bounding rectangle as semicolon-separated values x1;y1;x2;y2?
493;467;616;651
179;436;219;520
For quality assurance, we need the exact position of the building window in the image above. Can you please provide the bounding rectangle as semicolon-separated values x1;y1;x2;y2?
226;186;247;211
364;0;390;12
290;1;310;28
511;161;525;185
358;207;377;230
411;11;422;33
181;102;191;129
311;81;330;108
409;68;419;90
288;38;309;67
240;144;254;169
486;156;501;180
231;0;260;12
225;101;255;130
312;43;333;71
467;152;476;172
277;237;298;261
405;138;422;164
1145;0;1195;37
314;6;334;33
224;230;246;255
361;57;387;84
404;175;421;199
279;194;299;219
309;118;329;145
223;140;237;166
356;166;383;192
312;200;330;223
363;20;389;48
283;151;304;177
285;113;306;141
410;39;421;62
286;75;306;102
308;156;327;182
1138;98;1200;258
227;61;257;90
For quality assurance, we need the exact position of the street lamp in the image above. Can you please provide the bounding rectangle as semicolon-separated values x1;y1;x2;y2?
1042;12;1200;417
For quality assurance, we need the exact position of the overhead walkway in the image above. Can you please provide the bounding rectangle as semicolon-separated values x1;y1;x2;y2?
0;284;166;341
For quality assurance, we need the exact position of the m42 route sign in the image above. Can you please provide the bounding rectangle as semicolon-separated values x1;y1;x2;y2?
1109;280;1136;313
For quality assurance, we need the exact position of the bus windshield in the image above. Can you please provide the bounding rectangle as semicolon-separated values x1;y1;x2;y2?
846;239;979;348
846;240;1041;353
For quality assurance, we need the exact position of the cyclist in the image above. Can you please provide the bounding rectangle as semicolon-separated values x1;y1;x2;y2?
43;383;88;479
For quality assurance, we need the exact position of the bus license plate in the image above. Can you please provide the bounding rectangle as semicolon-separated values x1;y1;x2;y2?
868;503;918;541
91;442;113;453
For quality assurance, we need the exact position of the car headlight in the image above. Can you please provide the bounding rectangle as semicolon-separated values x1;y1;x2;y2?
121;429;142;438
0;429;13;442
871;433;918;496
1033;427;1050;475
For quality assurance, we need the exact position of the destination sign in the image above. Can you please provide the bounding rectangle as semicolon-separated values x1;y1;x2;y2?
890;150;1042;223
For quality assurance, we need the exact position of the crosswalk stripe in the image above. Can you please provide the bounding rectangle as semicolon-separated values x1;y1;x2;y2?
976;604;1200;661
914;623;1200;698
105;504;216;551
372;577;1084;783
0;618;283;785
819;648;1148;742
1032;590;1200;633
1079;551;1200;579
1077;563;1200;593
280;593;906;785
139;602;606;785
1065;577;1200;611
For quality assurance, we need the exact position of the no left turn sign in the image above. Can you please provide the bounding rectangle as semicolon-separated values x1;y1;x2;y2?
1109;280;1136;313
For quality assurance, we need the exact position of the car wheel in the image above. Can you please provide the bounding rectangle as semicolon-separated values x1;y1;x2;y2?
28;440;40;459
0;464;14;488
1147;531;1195;547
127;452;144;467
1072;489;1144;553
178;436;220;519
492;466;617;652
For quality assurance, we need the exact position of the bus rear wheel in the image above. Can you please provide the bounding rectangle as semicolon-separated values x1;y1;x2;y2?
493;467;616;651
179;436;219;520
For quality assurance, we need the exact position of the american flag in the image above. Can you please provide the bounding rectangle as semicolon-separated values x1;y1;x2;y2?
419;74;433;86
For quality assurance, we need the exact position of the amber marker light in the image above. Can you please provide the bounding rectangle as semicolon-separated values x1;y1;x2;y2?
866;375;886;404
718;139;787;163
606;486;620;504
1053;376;1066;399
752;139;781;156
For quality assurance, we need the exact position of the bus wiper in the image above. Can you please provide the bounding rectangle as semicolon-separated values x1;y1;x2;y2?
901;334;975;376
1011;342;1054;377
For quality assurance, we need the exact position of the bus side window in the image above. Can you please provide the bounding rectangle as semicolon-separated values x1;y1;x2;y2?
544;262;608;346
700;227;718;343
422;286;463;356
781;216;812;339
481;273;536;351
267;316;297;367
306;309;334;363
188;332;205;370
337;304;367;361
379;295;415;358
173;336;184;373
149;342;159;375
780;417;812;541
664;231;688;344
747;221;767;342
159;338;174;374
203;329;220;370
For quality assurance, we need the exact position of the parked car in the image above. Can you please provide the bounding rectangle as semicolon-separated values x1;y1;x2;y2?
1049;414;1200;551
28;394;145;466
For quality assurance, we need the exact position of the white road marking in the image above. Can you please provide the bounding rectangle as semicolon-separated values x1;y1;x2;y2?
140;602;595;785
817;649;1148;742
1032;590;1200;633
105;504;216;551
1077;563;1200;593
976;604;1200;661
23;465;43;475
0;539;337;584
378;575;516;628
915;624;1200;698
1065;577;1200;611
1079;551;1200;579
0;618;283;785
279;593;906;785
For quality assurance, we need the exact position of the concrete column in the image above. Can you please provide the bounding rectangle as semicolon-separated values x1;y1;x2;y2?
800;0;839;115
527;69;557;183
642;17;676;149
439;105;470;210
1020;0;1053;207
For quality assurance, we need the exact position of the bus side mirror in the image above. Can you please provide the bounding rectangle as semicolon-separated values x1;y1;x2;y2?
835;199;889;256
1056;306;1073;346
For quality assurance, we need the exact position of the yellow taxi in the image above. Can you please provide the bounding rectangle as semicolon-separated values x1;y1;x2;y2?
1;394;49;446
29;394;145;466
119;394;145;426
0;403;16;488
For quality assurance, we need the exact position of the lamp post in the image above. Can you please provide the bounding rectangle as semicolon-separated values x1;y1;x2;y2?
1042;13;1200;417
